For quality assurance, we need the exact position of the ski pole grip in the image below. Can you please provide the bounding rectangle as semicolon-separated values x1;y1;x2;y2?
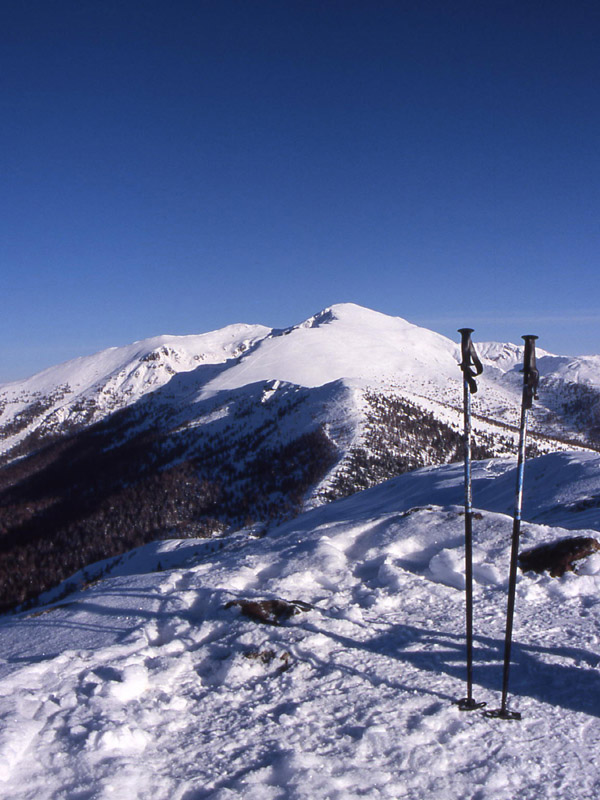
458;328;483;394
521;335;539;409
458;328;474;358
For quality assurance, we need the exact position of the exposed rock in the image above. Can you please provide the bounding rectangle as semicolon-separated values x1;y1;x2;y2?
225;598;312;625
519;536;600;577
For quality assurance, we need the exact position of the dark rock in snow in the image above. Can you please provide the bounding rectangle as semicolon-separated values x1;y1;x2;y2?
225;598;311;625
519;536;600;577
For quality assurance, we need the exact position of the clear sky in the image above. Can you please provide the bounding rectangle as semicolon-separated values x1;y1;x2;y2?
2;0;599;382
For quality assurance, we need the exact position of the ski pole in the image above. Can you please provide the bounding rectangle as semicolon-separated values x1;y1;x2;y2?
456;328;486;711
485;335;539;721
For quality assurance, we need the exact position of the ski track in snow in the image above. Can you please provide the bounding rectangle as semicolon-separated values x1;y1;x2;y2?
1;453;600;798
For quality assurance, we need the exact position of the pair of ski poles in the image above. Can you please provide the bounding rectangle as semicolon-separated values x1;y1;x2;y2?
456;328;539;721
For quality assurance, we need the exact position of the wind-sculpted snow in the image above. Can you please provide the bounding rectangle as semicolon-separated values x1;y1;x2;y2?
349;450;600;532
1;453;600;797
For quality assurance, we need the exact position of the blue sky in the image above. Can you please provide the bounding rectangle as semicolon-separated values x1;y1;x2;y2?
1;0;599;381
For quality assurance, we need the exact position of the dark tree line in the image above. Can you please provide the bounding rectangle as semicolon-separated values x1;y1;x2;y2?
0;384;338;611
320;392;496;501
2;373;594;614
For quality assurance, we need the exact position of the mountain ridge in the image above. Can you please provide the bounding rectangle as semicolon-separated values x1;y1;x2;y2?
3;302;599;465
0;303;599;611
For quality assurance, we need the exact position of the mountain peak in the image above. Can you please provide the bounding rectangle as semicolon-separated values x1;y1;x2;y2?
277;303;397;334
316;302;412;327
202;302;458;396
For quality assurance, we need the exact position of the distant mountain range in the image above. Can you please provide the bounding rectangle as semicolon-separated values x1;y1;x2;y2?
1;303;599;611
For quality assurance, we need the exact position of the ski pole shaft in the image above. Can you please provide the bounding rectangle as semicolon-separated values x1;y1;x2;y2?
487;335;539;721
499;403;528;714
457;328;485;711
464;372;475;699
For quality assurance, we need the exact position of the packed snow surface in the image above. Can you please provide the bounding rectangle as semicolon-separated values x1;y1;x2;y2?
1;451;600;798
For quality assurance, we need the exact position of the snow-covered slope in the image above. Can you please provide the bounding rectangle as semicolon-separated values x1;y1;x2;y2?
0;323;269;454
2;303;599;463
0;302;467;460
0;302;598;465
201;303;461;396
1;304;599;612
2;324;269;398
2;451;600;798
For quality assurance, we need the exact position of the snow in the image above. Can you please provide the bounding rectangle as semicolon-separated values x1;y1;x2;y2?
477;341;552;373
2;304;600;794
201;303;461;397
2;451;600;798
2;302;600;464
536;354;600;386
0;323;270;454
1;324;270;396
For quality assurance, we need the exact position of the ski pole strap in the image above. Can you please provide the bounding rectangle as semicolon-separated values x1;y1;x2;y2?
458;328;483;394
521;335;539;410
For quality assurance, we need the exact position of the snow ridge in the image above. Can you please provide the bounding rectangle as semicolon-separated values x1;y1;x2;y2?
2;303;600;462
2;451;600;798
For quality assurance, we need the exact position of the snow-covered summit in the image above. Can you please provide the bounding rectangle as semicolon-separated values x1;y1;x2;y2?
476;340;555;374
1;301;464;460
202;302;459;396
537;353;600;385
2;302;600;467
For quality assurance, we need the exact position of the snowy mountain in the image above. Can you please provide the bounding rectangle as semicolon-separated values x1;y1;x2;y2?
0;303;599;611
0;323;270;456
2;303;599;461
2;450;600;798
